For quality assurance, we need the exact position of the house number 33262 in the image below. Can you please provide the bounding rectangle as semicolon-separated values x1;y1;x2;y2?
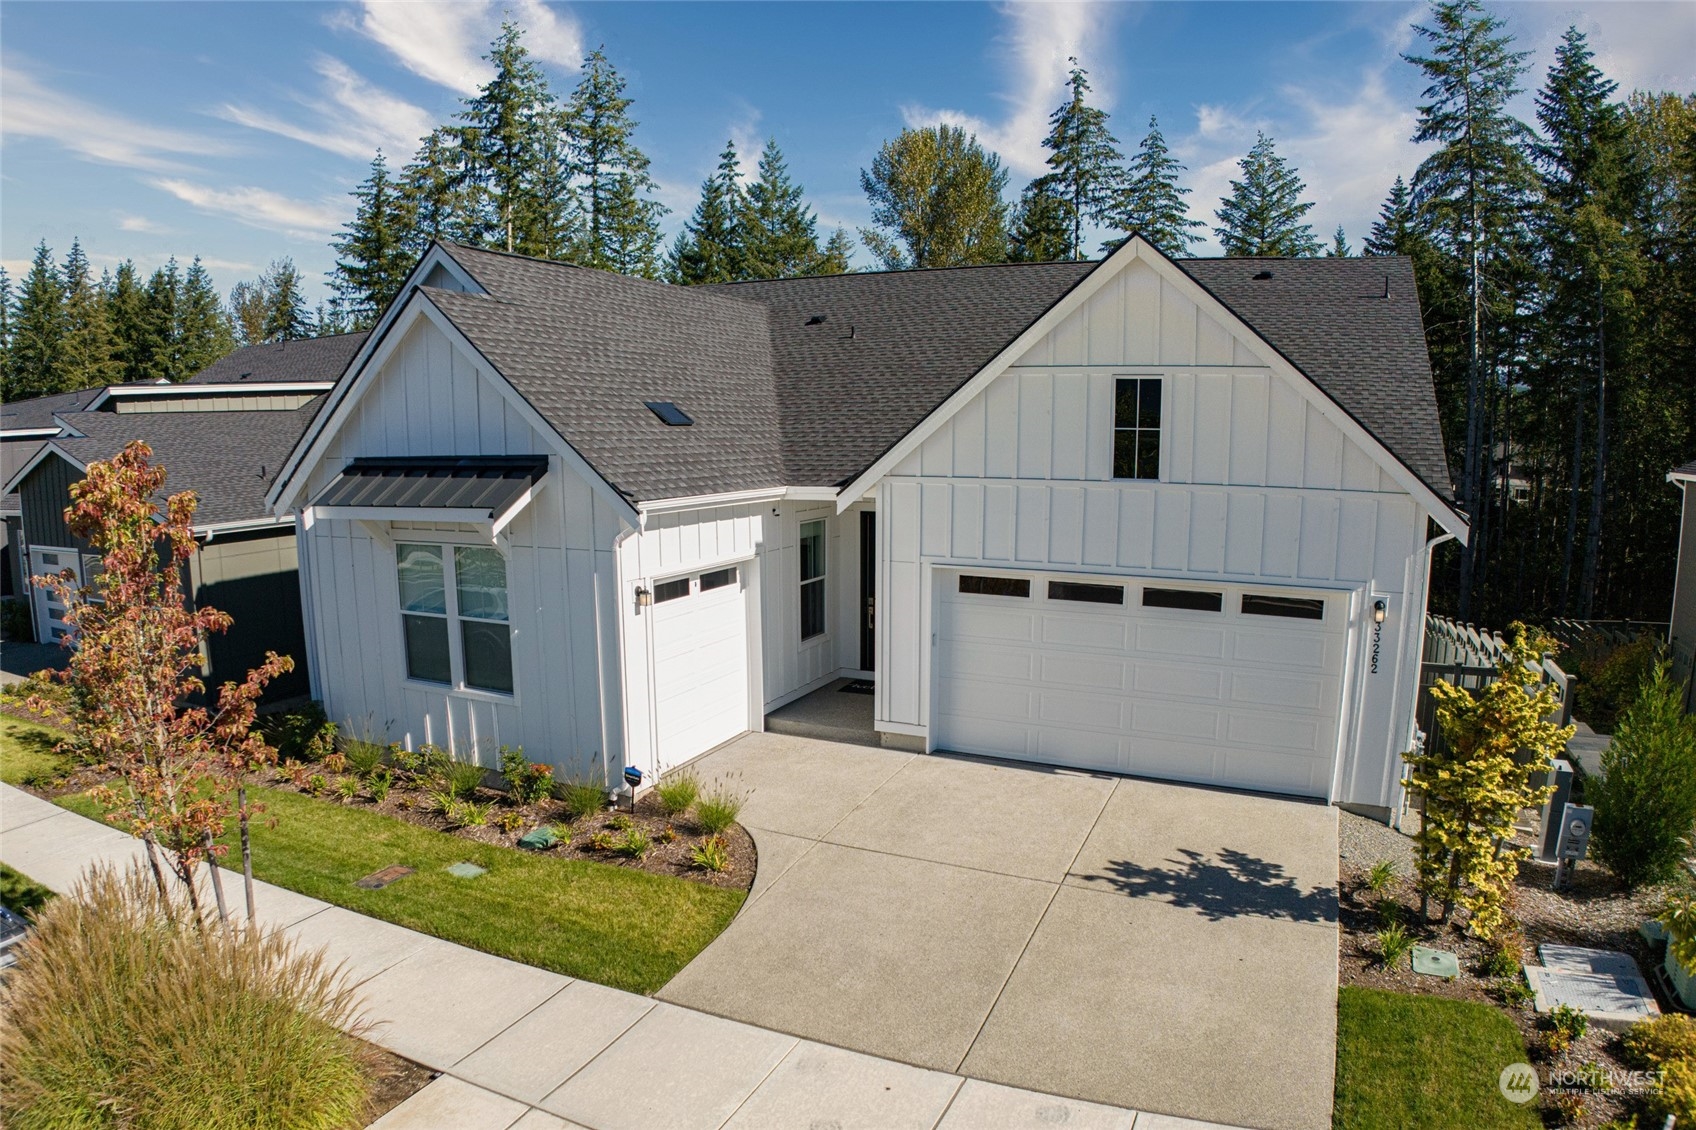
1369;620;1382;674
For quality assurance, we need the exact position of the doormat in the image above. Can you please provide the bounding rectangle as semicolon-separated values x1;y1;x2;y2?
840;680;875;695
355;865;414;890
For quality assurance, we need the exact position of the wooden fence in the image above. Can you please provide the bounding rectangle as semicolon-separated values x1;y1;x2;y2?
1416;614;1574;758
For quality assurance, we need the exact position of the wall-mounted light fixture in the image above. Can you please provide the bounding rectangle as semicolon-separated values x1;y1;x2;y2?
634;585;652;612
1373;599;1388;624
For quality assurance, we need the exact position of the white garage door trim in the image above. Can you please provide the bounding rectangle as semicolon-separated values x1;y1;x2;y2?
649;562;753;768
931;568;1349;798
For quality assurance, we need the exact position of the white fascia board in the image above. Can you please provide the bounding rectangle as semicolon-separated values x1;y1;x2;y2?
195;517;292;539
784;486;840;502
1669;469;1696;485
266;243;488;513
490;474;547;537
835;235;1470;543
636;486;787;517
0;427;62;440
1;442;85;497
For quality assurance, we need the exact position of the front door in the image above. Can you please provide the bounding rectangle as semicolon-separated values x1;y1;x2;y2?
27;547;81;643
859;510;876;671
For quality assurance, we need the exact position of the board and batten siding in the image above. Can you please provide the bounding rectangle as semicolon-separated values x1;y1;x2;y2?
877;256;1431;807
188;529;311;702
19;453;91;553
297;315;625;780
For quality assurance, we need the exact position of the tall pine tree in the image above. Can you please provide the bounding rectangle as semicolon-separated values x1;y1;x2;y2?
1213;132;1321;257
668;140;746;284
178;258;235;374
565;48;666;277
7;242;67;400
1405;0;1536;618
1111;117;1203;256
261;259;311;343
1365;177;1420;255
1326;226;1351;257
1033;59;1124;260
402;127;479;250
0;268;12;394
331;151;418;327
741;138;834;278
59;239;119;390
1009;180;1072;263
105;261;152;384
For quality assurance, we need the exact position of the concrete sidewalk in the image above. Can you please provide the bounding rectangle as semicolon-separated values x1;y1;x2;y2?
0;783;1227;1130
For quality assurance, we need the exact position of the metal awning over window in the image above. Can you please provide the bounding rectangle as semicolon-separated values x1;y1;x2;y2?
307;456;548;536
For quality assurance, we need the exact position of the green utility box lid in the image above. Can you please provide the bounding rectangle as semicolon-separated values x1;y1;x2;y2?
1411;945;1461;978
518;827;559;851
445;862;487;879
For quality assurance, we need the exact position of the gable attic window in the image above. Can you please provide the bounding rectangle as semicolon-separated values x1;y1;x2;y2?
645;401;693;426
1113;378;1161;480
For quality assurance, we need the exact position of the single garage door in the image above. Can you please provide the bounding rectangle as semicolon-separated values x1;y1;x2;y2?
651;564;750;765
934;569;1347;797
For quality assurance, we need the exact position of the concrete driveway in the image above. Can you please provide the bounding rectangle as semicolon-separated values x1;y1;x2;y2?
659;733;1338;1130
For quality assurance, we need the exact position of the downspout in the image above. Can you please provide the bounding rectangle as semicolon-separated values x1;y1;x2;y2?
1393;528;1458;832
607;525;639;791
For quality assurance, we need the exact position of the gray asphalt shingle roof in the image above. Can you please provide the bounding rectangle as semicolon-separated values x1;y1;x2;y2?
186;332;368;384
434;243;1453;506
1675;460;1696;478
2;386;107;432
44;401;324;527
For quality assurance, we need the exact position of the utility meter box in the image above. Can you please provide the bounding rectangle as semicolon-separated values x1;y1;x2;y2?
1556;803;1594;862
1538;759;1575;862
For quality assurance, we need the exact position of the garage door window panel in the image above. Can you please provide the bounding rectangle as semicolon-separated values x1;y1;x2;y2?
654;577;690;603
959;574;1031;598
1142;587;1223;612
1048;580;1123;605
1241;593;1326;620
800;520;826;639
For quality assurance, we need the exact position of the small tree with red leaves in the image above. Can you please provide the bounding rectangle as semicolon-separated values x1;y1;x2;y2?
30;441;291;923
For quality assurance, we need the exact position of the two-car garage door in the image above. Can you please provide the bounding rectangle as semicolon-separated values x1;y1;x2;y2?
933;570;1347;797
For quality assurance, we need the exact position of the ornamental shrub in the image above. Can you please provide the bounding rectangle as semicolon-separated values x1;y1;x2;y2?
1575;634;1660;734
1621;1014;1696;1069
498;747;554;805
1588;661;1696;888
1404;623;1570;940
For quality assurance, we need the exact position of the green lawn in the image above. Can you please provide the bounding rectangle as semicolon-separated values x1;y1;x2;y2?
0;716;744;994
0;714;74;785
1334;986;1542;1130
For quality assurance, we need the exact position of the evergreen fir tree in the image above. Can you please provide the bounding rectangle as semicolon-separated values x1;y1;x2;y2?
1213;132;1321;257
565;48;666;276
457;23;569;256
1110;117;1204;256
139;260;183;382
402;127;478;251
178;257;235;376
1365;176;1420;255
816;228;854;274
7;241;67;400
331;151;418;327
741;138;831;278
105;261;152;383
1033;59;1125;260
510;117;581;261
1405;0;1537;618
228;279;269;348
1009;180;1072;263
0;268;12;394
59;239;119;390
261;259;311;343
1326;226;1351;257
859;124;1010;270
668;140;746;284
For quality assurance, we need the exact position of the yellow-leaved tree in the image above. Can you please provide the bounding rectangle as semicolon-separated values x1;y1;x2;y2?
1404;622;1573;940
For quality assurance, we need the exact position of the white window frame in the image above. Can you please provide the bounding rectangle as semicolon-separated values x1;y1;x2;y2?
396;541;517;701
1112;375;1163;481
799;518;827;642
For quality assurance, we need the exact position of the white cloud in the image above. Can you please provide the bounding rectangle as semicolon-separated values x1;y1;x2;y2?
116;214;165;233
1506;0;1696;94
335;0;583;95
219;54;435;160
901;1;1123;178
149;179;344;240
0;60;228;172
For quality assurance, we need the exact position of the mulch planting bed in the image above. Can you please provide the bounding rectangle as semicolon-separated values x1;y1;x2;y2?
358;1042;434;1125
1339;810;1691;1128
266;766;757;892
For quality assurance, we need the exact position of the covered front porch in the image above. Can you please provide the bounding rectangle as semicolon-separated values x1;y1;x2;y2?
765;677;920;751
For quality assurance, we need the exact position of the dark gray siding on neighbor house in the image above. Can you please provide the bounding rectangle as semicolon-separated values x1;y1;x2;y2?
1674;485;1696;711
188;528;312;703
20;454;90;552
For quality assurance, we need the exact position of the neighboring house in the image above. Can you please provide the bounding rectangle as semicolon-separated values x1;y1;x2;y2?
1671;460;1696;709
0;331;366;698
2;386;107;601
270;237;1465;815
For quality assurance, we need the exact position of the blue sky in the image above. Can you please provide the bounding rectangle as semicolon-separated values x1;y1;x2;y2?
3;1;1692;303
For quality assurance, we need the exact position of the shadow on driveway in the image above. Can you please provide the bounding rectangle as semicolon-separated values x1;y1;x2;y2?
1080;846;1338;924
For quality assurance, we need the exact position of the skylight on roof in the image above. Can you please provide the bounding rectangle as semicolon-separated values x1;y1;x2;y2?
645;401;693;427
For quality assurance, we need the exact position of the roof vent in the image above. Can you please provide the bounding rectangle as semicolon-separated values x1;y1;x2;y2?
1252;270;1274;281
645;401;694;427
805;314;827;326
